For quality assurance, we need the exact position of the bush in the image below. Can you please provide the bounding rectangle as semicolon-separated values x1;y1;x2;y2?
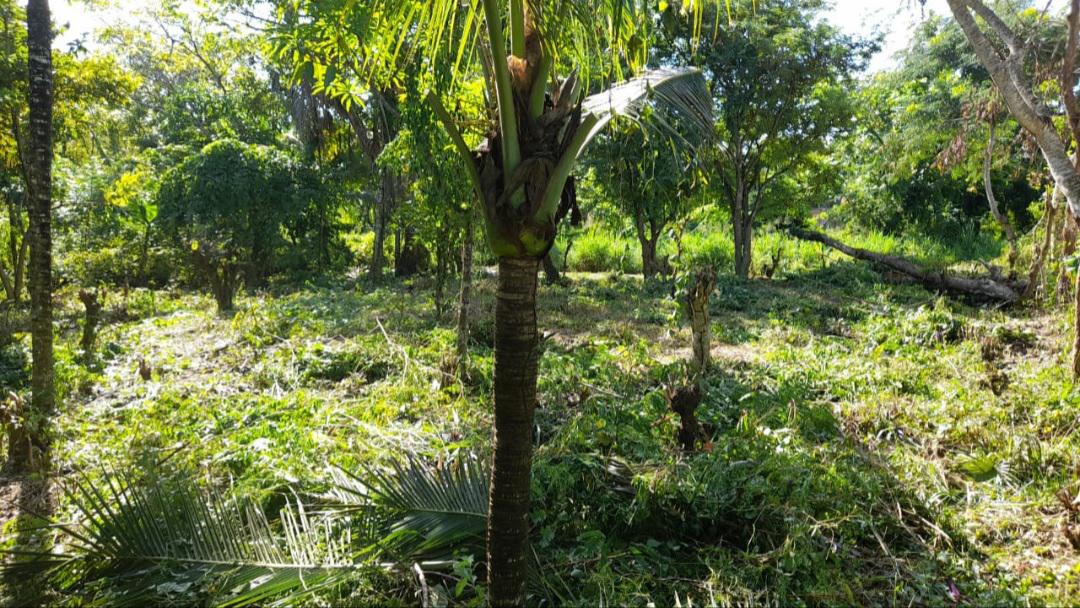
680;230;734;273
567;231;641;273
62;243;174;288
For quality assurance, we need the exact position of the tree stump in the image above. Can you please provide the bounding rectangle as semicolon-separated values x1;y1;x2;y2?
78;289;103;360
686;267;716;374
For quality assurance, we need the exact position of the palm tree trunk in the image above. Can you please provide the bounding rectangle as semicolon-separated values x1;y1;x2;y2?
487;256;539;607
15;0;54;473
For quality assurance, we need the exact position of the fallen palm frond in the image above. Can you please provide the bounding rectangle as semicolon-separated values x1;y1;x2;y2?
330;455;489;558
1;470;368;607
2;454;492;606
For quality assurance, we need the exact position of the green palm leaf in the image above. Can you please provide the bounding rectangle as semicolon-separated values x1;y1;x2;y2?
580;66;713;151
2;470;366;607
330;455;489;559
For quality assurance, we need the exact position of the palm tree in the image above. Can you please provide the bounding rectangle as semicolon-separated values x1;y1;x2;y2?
10;0;54;472
277;1;720;603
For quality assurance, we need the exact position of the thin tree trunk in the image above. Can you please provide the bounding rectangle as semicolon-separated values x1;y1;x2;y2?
15;0;54;473
1061;215;1077;304
488;256;540;607
455;215;475;373
687;268;716;374
984;119;1019;269
540;252;560;283
732;183;752;279
1071;271;1080;380
13;210;27;302
435;229;447;320
734;221;752;279
369;175;392;281
1026;186;1060;300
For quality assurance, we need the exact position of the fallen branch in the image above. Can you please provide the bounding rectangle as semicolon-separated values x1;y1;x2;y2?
786;225;1026;304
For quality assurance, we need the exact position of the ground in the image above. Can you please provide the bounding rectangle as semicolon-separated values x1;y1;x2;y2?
3;252;1080;605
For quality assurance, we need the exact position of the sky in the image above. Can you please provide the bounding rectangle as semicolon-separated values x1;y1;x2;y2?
823;0;952;72
42;0;1060;74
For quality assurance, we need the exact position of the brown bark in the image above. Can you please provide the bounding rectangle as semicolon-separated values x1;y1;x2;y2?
632;205;666;281
12;0;54;473
487;256;540;607
455;215;475;374
788;225;1026;303
370;178;391;280
78;289;103;360
669;384;703;452
687;267;716;373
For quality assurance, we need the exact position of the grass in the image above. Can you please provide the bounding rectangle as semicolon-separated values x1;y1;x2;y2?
2;225;1079;605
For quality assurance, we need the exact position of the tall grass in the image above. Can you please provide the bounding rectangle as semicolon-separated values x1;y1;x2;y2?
565;231;641;273
556;221;1006;278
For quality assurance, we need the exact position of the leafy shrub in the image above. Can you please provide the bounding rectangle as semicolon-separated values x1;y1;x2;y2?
566;231;640;273
680;230;734;272
0;340;28;393
62;243;173;288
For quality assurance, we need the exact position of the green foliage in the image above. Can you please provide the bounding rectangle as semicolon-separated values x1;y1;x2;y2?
0;338;28;392
156;139;328;286
566;231;641;273
332;456;488;558
2;468;375;607
833;13;1043;237
660;0;871;224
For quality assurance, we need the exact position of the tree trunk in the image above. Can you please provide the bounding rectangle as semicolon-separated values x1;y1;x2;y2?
78;289;103;360
789;225;1026;303
369;176;392;281
13;0;54;473
733;220;752;280
487;256;540;607
1073;270;1080;380
455;216;475;374
540;252;561;284
947;0;1080;218
434;229;447;320
687;267;715;374
633;206;661;282
732;184;752;279
984;119;1019;270
1061;215;1078;304
640;235;659;282
1025;186;1060;300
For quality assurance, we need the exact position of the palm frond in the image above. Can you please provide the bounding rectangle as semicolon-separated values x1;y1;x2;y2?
330;455;489;558
275;0;734;94
2;471;366;607
580;67;714;155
